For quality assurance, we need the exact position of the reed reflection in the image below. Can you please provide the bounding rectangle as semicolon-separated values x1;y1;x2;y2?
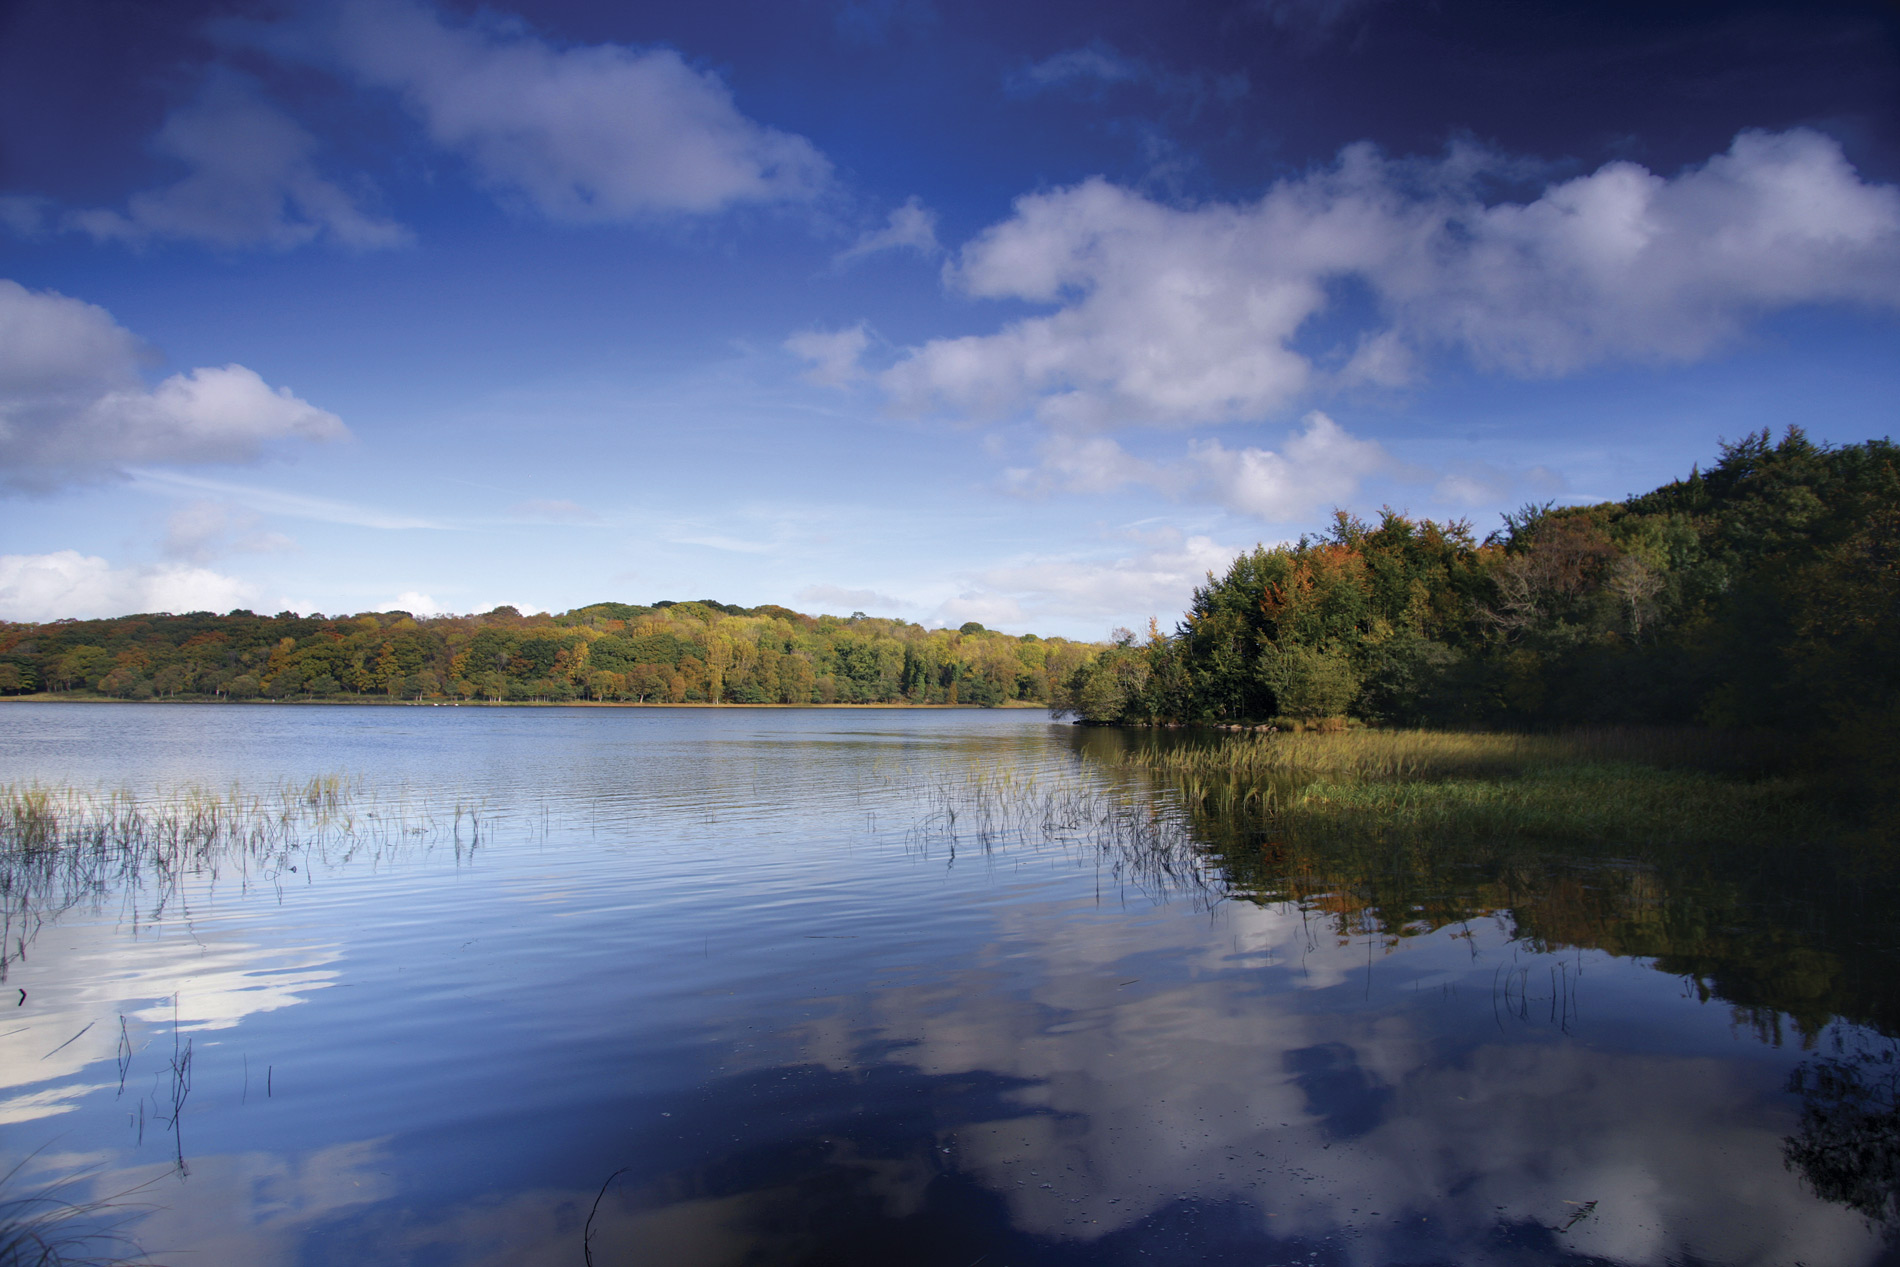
1065;724;1900;1046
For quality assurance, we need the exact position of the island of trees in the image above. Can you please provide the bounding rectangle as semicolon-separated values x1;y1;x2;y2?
0;600;1096;708
1054;429;1896;793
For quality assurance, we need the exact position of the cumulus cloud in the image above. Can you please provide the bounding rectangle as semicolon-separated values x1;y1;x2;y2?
936;527;1240;631
0;281;348;491
0;550;256;621
389;590;451;616
785;324;871;387
1017;413;1392;522
836;197;940;264
882;129;1900;429
251;0;830;221
795;584;909;614
64;72;409;251
1188;411;1391;520
931;592;1026;630
1017;432;1167;496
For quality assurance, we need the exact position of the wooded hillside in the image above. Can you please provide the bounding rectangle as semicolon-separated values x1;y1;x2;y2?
0;599;1096;707
1055;428;1898;790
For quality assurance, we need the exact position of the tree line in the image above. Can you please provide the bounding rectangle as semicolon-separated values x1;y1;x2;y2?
0;599;1098;708
1055;428;1897;790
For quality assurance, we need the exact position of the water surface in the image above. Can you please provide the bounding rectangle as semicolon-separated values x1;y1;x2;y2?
1;704;1894;1265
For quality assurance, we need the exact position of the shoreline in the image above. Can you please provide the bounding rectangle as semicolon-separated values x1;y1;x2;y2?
0;694;1050;711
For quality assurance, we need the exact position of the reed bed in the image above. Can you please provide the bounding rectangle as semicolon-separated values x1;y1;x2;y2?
1268;763;1823;848
1123;726;1781;785
1108;725;1834;852
0;777;480;979
909;768;1217;903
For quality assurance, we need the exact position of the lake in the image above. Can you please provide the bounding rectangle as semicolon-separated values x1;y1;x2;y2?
1;703;1895;1266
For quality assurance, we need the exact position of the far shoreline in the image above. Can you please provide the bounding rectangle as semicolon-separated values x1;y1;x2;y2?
0;693;1052;711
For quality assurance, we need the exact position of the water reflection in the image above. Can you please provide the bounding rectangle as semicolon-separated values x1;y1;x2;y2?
1;706;1897;1264
1787;1038;1900;1225
1066;722;1900;1046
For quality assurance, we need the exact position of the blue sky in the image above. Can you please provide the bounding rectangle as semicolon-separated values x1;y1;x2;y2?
1;0;1896;637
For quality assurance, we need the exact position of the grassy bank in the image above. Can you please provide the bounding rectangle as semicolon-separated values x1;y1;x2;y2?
1102;726;1899;1039
1120;726;1822;847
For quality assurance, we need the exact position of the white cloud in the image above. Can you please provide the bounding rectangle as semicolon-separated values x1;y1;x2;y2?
0;281;348;491
1011;45;1144;92
65;72;408;251
785;324;871;387
935;527;1240;632
389;590;450;616
128;470;440;530
882;129;1900;429
931;592;1027;630
273;0;830;221
1188;411;1391;520
162;499;299;563
836;197;940;264
1007;42;1248;106
1431;461;1567;509
0;550;256;621
1015;432;1167;496
1018;412;1391;523
794;584;909;614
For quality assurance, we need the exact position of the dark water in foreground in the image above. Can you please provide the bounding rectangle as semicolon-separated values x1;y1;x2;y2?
0;704;1895;1266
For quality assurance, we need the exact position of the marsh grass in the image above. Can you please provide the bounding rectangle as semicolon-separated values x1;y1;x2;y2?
1126;726;1783;785
0;777;480;979
0;1155;157;1267
1271;764;1825;848
1116;727;1823;849
910;769;1215;903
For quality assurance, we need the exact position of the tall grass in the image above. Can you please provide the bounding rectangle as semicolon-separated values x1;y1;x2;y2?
0;1156;155;1267
0;777;478;980
910;769;1216;903
1123;726;1783;785
1111;726;1823;850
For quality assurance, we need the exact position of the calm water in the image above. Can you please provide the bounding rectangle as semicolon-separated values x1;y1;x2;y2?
1;703;1895;1266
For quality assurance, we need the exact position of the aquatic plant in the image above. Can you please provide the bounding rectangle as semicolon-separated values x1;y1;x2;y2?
0;778;478;980
1122;725;1780;784
0;1157;156;1267
910;769;1218;904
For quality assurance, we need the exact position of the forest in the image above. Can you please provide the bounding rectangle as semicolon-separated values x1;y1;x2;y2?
1054;429;1898;794
0;599;1095;708
7;427;1893;761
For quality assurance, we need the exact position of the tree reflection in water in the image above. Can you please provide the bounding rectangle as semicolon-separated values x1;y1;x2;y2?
1067;723;1900;1232
1786;1040;1900;1226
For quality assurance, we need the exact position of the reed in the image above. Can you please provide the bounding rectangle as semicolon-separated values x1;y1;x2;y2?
0;1156;156;1267
1268;763;1823;848
1123;725;1780;784
910;769;1217;903
1114;727;1822;851
0;777;477;980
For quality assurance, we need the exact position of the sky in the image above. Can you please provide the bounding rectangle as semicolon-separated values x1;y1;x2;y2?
0;0;1896;638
